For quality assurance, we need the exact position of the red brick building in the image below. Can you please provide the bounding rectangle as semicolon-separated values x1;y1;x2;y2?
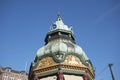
0;66;28;80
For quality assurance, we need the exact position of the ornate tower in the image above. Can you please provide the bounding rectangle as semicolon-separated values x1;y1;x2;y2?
29;14;95;80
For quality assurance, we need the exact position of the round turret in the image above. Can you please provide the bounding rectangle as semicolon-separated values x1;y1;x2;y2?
29;14;95;80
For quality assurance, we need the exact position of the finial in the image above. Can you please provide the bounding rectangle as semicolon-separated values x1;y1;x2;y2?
57;12;62;21
50;13;74;33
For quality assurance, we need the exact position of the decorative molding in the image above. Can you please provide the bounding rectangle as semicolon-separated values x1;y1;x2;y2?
62;55;85;67
34;65;58;75
33;55;94;79
35;57;57;70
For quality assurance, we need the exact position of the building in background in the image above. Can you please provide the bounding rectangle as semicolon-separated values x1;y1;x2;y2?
0;66;28;80
29;14;95;80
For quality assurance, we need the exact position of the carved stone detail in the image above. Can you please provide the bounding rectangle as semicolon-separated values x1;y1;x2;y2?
36;57;57;70
62;55;85;67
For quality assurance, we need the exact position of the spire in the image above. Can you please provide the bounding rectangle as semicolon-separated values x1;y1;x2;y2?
57;13;62;21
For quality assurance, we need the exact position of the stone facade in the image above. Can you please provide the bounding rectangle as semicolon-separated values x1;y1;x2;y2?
0;66;28;80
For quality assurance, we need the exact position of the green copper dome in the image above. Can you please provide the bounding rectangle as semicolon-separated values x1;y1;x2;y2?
29;14;95;80
36;14;89;62
36;39;89;61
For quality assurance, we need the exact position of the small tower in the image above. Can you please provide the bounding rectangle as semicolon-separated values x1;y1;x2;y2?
29;14;95;80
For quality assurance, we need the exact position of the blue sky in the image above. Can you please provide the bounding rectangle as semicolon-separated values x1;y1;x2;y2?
0;0;120;80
